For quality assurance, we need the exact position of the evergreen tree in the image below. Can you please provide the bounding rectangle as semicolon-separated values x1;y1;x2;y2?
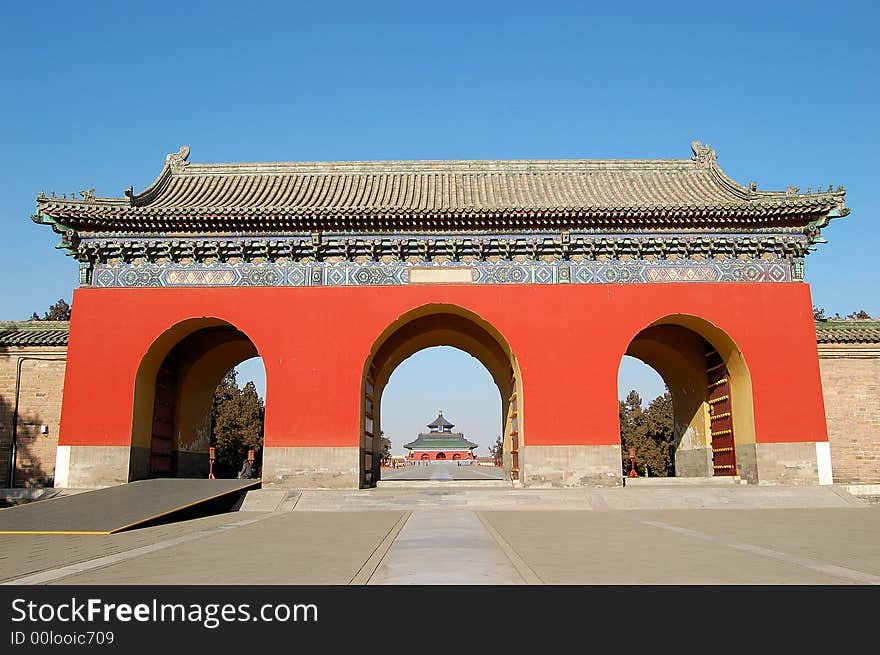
379;431;391;462
31;298;71;321
489;435;503;465
619;389;674;476
211;371;264;477
644;392;674;475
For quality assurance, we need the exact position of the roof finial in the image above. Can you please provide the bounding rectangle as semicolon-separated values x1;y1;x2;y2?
690;141;717;169
165;145;191;174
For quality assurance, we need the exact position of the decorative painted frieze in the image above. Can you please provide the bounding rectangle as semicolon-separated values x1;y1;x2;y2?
91;257;793;288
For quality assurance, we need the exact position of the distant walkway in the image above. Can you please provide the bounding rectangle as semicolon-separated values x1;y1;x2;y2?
380;461;504;481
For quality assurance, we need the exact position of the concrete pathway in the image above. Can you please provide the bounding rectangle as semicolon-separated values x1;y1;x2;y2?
367;510;525;584
430;466;453;481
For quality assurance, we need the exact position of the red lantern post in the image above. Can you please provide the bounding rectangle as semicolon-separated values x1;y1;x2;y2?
628;446;638;478
247;449;260;478
208;447;216;480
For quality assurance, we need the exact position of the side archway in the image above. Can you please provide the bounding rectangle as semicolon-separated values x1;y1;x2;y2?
361;304;522;488
130;318;264;481
620;314;756;482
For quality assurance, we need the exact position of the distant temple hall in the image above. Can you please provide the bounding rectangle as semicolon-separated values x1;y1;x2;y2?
404;412;478;461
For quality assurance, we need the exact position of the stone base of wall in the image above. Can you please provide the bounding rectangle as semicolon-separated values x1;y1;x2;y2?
54;441;833;489
127;446;150;482
755;442;827;485
54;445;131;488
735;443;758;484
262;446;360;489
521;445;621;487
675;447;712;477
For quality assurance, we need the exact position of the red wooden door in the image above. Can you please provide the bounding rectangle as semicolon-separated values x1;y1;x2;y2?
706;347;737;476
508;368;519;480
363;370;375;486
150;365;176;476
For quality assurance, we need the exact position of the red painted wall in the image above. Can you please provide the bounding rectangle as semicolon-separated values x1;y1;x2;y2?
59;283;827;450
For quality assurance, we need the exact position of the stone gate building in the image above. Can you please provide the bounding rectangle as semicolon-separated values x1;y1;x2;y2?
25;141;866;489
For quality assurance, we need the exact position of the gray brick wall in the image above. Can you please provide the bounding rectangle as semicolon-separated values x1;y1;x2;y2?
0;347;67;487
818;343;880;483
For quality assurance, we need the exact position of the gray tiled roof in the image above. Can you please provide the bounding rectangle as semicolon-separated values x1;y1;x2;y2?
34;142;848;233
815;319;880;344
0;321;70;347
427;412;454;429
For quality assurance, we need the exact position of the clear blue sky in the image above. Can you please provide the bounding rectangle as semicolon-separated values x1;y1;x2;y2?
2;1;875;449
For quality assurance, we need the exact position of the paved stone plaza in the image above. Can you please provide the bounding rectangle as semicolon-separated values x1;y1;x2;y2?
1;486;878;585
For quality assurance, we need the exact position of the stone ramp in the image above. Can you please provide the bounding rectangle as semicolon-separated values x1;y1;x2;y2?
0;479;261;535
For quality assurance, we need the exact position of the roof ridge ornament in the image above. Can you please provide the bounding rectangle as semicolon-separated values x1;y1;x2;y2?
691;141;717;169
165;145;191;174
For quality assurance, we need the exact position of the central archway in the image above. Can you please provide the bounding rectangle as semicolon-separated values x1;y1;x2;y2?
361;305;522;488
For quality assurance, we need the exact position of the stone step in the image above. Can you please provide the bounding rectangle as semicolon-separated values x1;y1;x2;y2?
293;485;865;511
238;489;290;512
623;475;748;487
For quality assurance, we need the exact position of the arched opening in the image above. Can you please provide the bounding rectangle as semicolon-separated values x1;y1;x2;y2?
130;318;266;481
420;453;430;461
381;346;500;473
361;305;521;488
211;356;267;479
618;315;756;482
618;356;671;477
